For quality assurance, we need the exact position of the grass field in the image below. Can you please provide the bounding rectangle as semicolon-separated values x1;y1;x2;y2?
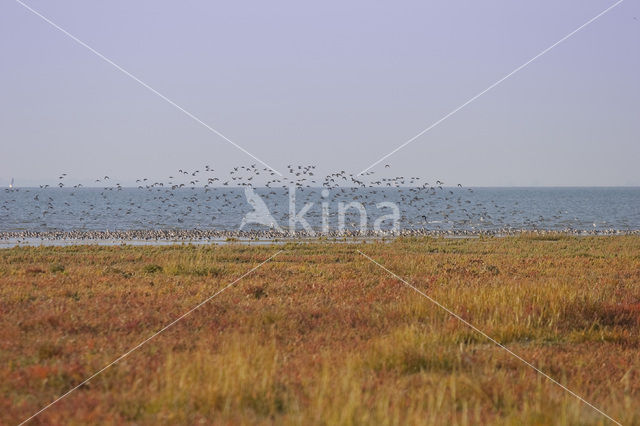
1;236;639;425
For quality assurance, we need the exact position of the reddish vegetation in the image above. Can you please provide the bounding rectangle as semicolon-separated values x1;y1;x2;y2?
1;236;639;424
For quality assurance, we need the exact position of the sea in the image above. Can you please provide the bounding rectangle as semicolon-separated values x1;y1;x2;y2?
1;187;639;234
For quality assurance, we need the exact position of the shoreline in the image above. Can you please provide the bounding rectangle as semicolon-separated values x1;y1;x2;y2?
1;228;639;247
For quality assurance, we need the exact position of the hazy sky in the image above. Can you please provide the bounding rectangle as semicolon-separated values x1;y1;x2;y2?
1;0;639;187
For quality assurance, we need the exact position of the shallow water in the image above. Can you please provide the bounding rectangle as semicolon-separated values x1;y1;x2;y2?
0;238;284;248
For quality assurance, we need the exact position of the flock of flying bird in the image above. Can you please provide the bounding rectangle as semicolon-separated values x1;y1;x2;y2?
0;164;626;238
35;164;464;192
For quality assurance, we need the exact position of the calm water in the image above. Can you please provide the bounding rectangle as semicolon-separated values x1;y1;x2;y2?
1;187;639;233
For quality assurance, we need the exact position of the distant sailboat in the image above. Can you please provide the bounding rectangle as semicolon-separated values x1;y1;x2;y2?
9;178;14;189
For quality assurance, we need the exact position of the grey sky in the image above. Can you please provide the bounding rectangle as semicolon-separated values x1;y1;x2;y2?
1;0;639;187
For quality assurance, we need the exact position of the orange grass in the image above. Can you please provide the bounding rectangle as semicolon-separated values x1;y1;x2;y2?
1;236;639;424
